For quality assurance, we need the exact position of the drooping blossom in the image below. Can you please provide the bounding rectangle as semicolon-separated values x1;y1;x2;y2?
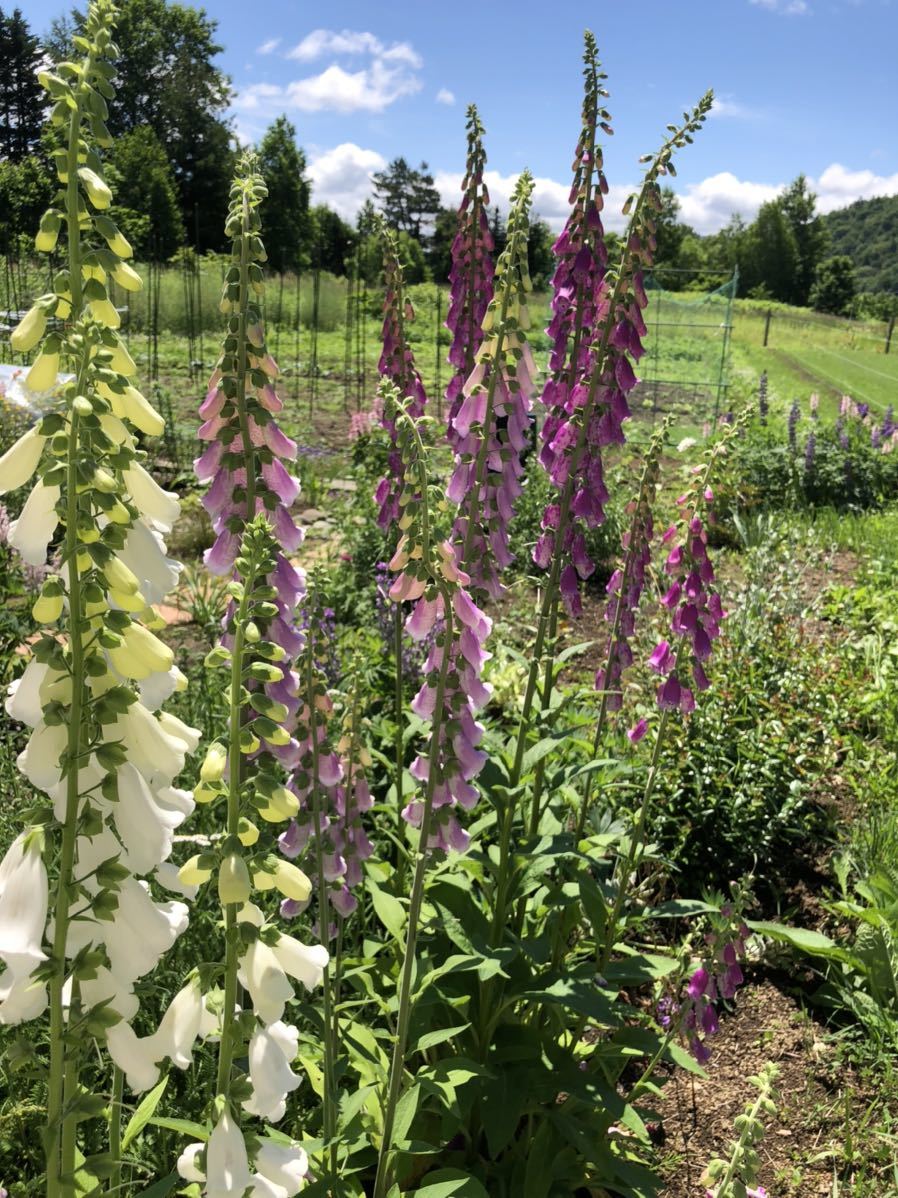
448;169;536;597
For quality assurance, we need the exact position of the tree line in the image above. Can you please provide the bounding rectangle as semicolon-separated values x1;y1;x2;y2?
1;0;893;317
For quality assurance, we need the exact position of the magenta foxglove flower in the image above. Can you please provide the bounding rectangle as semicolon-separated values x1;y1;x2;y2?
649;490;724;714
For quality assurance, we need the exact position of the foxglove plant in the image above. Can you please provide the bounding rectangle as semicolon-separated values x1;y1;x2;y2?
511;49;713;793
444;105;495;455
179;155;326;1195
1;5;200;1191
702;1063;778;1198
374;382;493;1197
450;170;537;597
374;224;428;531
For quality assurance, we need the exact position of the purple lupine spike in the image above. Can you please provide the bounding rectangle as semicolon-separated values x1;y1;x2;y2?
445;105;495;454
882;405;894;438
788;400;800;451
375;228;428;530
448;171;536;598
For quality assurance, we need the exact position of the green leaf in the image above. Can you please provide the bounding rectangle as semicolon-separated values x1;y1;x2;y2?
522;738;562;774
414;1023;471;1053
412;1168;490;1197
666;1040;708;1077
603;953;679;985
122;1076;168;1151
523;1121;556;1198
480;1071;526;1157
369;882;407;941
132;1174;179;1198
748;920;848;960
521;974;619;1024
149;1116;209;1140
393;1083;421;1145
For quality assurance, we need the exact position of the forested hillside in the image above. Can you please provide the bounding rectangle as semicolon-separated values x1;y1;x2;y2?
825;194;898;294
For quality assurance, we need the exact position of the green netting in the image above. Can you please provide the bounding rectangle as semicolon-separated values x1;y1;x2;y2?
632;269;737;428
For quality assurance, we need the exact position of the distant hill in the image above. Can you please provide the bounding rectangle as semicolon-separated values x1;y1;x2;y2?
824;194;898;295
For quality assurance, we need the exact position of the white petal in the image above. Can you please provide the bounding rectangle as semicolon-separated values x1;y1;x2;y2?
254;1141;309;1196
6;659;50;727
0;956;48;1024
206;1109;253;1198
8;481;60;565
106;1021;161;1093
0;427;46;495
273;934;329;992
139;665;186;712
0;832;48;962
113;762;182;872
239;939;293;1026
148;977;203;1070
80;965;139;1022
118;703;192;782
103;879;188;984
243;1020;301;1122
177;1142;206;1183
154;861;199;900
124;463;180;532
118;518;180;605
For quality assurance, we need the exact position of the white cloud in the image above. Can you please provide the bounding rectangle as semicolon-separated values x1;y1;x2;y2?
236;29;423;116
257;38;281;55
675;172;783;233
813;163;898;212
436;88;456;106
433;168;633;233
749;0;809;13
708;96;756;119
287;29;422;68
307;142;387;218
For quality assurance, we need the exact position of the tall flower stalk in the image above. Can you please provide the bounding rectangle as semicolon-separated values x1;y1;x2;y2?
178;154;327;1197
512;85;714;793
445;105;495;453
1;6;202;1193
450;170;537;597
372;383;491;1196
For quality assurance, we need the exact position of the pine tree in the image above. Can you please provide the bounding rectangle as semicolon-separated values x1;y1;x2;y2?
0;7;45;161
779;174;829;307
258;116;312;272
371;157;442;240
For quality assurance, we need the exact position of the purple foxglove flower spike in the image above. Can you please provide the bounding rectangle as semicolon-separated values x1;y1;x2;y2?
449;170;536;598
375;224;428;530
445;105;495;455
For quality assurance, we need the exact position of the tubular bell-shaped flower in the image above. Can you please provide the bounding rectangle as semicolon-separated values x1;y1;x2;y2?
183;153;325;1193
2;6;197;1189
449;170;537;598
445;105;495;452
384;383;493;854
374;223;428;530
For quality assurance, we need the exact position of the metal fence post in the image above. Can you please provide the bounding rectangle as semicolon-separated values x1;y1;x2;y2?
886;317;895;356
763;308;772;347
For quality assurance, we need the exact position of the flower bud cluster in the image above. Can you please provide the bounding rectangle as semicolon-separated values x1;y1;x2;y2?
374;225;428;530
595;425;665;712
448;170;536;598
384;384;493;852
445;106;495;452
278;583;373;922
196;154;303;578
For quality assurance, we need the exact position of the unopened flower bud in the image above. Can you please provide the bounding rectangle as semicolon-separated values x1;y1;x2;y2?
10;304;47;353
218;853;251;905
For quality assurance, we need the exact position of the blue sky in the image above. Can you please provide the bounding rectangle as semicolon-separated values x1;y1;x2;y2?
29;0;898;232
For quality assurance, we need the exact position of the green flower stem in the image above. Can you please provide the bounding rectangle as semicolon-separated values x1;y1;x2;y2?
215;181;260;1103
235;192;256;518
393;602;404;858
373;596;455;1198
108;1065;124;1195
306;646;339;1190
215;610;249;1100
597;706;671;976
46;80;91;1198
458;279;510;572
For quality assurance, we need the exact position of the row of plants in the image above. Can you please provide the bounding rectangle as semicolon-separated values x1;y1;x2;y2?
2;8;877;1198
